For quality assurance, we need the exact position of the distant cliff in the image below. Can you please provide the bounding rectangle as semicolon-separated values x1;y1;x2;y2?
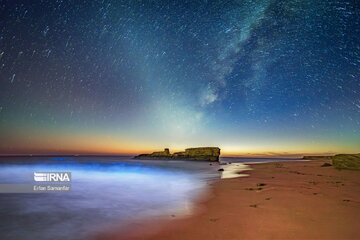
134;147;220;161
302;155;333;160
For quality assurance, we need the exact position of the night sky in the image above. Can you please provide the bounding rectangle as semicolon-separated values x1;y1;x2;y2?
1;0;359;156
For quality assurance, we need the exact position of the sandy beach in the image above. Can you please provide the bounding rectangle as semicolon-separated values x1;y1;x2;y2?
103;159;360;240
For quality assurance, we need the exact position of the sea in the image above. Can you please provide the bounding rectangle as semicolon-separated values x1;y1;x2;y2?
0;156;299;239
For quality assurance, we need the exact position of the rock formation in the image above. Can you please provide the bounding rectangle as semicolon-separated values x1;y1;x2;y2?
332;153;360;170
302;153;360;170
134;147;220;161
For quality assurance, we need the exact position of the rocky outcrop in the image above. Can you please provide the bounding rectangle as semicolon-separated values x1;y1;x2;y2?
332;153;360;170
136;148;171;158
302;153;360;170
134;147;220;161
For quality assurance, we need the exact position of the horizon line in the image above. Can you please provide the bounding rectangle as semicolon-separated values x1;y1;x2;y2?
0;152;343;159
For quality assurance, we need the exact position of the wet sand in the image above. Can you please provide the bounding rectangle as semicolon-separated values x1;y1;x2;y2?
100;160;360;240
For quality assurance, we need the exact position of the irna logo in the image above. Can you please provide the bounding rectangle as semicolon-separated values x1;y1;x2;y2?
34;172;71;182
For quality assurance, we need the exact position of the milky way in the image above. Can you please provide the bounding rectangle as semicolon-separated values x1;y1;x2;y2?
0;1;359;155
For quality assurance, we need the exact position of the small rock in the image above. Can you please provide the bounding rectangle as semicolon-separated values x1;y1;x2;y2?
257;183;266;187
249;204;258;208
321;163;332;167
210;218;219;222
218;168;224;172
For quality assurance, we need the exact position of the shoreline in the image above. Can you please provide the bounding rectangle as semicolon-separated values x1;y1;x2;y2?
101;159;360;240
94;178;216;240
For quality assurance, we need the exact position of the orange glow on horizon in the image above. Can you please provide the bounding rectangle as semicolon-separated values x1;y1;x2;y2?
1;126;358;157
1;143;356;158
